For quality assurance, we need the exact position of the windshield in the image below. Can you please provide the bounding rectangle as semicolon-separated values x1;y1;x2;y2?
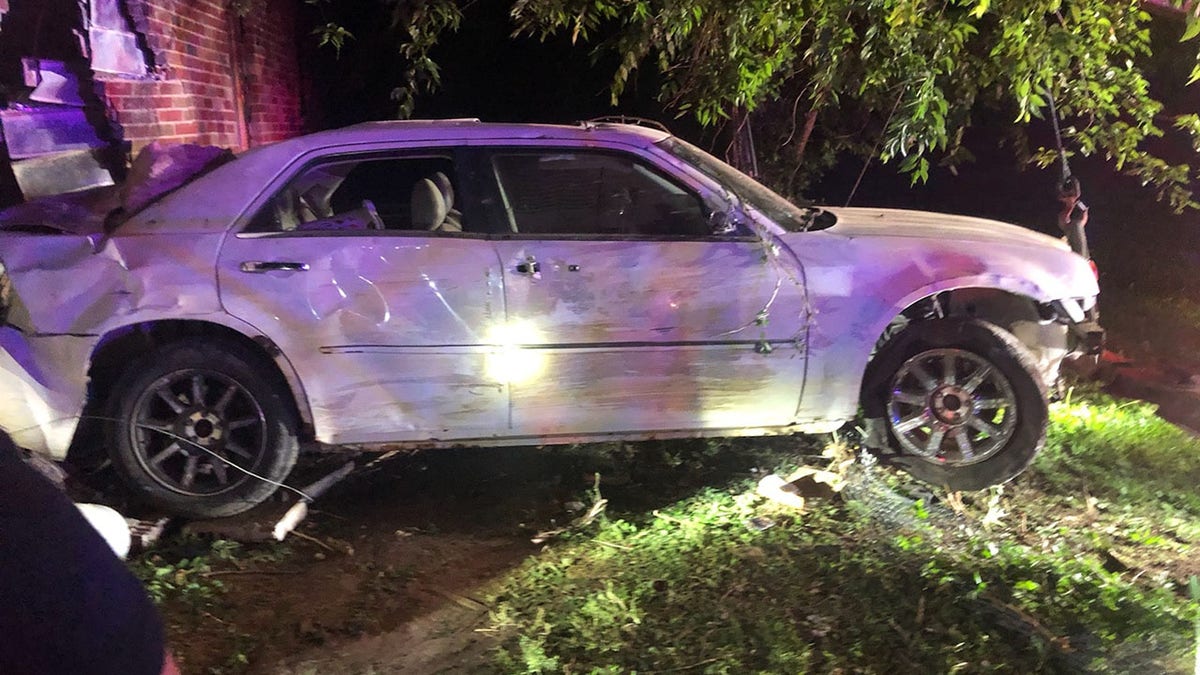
656;137;813;231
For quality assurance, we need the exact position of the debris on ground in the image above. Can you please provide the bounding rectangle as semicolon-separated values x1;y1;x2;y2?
756;473;807;509
756;465;844;510
532;474;608;544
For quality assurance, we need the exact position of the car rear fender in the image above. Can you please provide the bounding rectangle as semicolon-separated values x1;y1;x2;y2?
85;317;315;434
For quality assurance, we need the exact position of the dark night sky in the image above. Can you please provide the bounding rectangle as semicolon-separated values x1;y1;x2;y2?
301;0;656;127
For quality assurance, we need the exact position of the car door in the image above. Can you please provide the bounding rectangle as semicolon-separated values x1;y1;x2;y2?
217;148;508;445
480;145;808;435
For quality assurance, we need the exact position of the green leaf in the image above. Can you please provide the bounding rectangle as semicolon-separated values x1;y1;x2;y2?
1182;16;1200;42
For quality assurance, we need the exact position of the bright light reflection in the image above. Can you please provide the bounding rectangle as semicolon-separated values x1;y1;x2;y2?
1;369;76;453
484;320;547;385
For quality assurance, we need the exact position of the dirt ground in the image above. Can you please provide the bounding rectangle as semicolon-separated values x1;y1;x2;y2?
150;440;793;674
162;448;570;674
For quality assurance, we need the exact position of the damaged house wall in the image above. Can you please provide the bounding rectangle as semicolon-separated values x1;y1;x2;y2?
0;0;124;202
100;0;305;151
0;0;304;205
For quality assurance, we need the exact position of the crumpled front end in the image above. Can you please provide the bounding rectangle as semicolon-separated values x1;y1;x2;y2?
0;199;230;457
0;246;101;458
0;327;92;458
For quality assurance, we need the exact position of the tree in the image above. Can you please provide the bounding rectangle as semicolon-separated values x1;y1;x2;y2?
300;0;1200;210
511;0;1200;209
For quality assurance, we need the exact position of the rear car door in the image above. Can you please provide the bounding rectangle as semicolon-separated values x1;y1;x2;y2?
217;147;508;445
480;144;808;435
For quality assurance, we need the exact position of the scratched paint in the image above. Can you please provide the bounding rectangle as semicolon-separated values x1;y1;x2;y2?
0;121;1098;461
220;233;511;440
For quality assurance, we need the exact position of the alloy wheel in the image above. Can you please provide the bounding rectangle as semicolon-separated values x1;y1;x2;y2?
886;348;1018;466
129;369;268;496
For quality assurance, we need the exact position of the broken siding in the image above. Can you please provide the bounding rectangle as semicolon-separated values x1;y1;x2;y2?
89;0;150;76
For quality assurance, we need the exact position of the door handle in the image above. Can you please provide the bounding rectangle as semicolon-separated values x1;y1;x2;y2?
240;261;310;273
515;259;541;275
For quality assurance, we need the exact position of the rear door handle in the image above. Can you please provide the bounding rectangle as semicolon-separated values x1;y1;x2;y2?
515;255;541;275
240;261;309;273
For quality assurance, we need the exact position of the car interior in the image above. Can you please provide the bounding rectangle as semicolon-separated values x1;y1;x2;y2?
248;155;464;233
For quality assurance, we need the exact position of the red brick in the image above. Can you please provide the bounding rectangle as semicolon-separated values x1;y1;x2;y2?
103;81;133;97
114;109;157;125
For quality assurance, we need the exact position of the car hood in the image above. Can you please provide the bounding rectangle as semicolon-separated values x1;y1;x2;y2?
778;204;1098;318
0;186;117;236
819;206;1068;251
0;143;234;237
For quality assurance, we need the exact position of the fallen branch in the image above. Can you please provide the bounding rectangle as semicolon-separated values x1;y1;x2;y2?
595;539;633;551
429;587;489;612
201;569;302;577
980;595;1072;652
652;510;688;526
289;529;339;554
648;657;720;673
531;475;607;544
200;610;229;625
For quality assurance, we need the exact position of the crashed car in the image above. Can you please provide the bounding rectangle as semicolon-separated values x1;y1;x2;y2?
0;120;1100;517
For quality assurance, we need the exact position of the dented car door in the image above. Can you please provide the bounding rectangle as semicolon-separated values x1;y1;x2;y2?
481;146;809;435
217;150;508;445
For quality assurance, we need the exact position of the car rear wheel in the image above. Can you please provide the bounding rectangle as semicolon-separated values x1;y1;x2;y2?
861;318;1048;491
107;339;299;518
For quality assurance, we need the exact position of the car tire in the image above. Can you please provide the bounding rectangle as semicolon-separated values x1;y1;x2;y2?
861;318;1048;491
107;339;299;518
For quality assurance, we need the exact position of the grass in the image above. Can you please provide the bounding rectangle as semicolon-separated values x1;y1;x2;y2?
1037;388;1200;515
130;537;293;605
486;392;1200;673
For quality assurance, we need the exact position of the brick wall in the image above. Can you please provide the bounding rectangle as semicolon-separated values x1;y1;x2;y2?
238;5;306;145
98;0;303;152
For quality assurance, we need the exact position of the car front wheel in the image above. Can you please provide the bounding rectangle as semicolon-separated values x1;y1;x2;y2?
107;339;299;518
861;318;1048;491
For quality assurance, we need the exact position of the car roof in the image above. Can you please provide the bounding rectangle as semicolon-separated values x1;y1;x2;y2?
123;120;672;234
239;119;671;163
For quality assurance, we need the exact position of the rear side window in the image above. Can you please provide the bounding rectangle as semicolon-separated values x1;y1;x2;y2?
489;150;708;237
245;154;467;234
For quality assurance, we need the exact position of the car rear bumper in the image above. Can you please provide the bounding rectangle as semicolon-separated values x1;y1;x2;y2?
0;327;92;458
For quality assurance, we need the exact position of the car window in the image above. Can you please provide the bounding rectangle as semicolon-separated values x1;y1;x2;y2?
657;137;816;232
488;150;709;237
245;154;467;234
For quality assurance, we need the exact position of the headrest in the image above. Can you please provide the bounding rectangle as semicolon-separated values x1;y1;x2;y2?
431;172;454;210
411;178;447;230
